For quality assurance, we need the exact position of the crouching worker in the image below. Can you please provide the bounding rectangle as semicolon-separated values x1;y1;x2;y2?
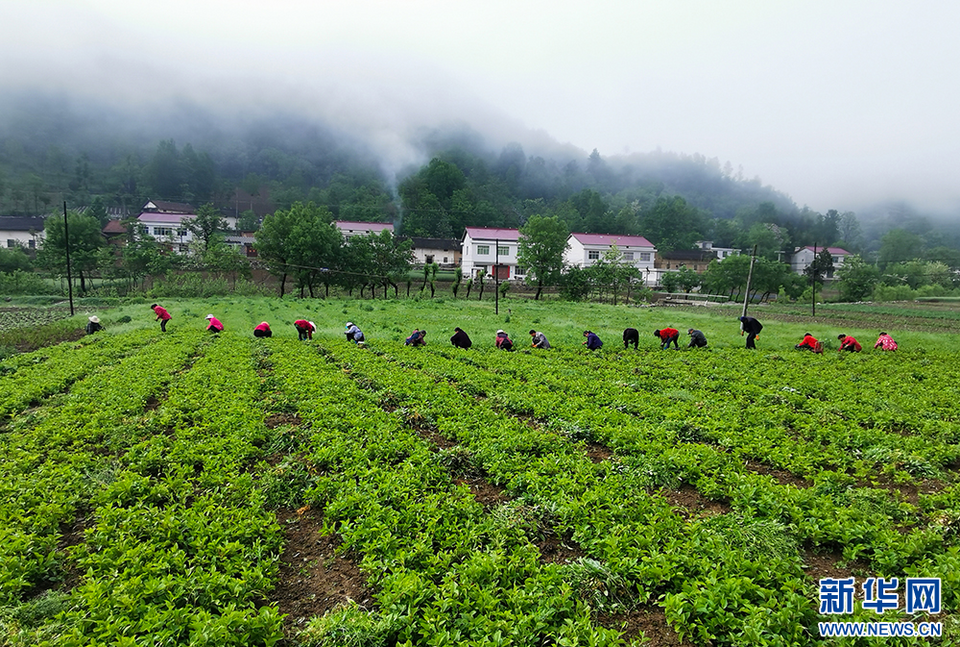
837;333;861;352
687;328;707;348
450;327;472;349
294;319;315;341
205;314;224;333
654;328;680;350
85;316;103;335
623;328;640;349
529;330;550;349
254;321;272;338
496;329;514;351
151;304;172;332
405;329;427;346
795;332;821;353
345;321;365;345
875;332;898;351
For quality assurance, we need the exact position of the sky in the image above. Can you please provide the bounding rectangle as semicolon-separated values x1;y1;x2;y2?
1;0;959;214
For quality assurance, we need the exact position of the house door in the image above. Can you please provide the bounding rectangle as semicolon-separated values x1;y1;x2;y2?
493;264;510;280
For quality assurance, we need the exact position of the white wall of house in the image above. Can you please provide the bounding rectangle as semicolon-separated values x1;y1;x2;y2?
461;227;520;279
789;246;850;279
334;220;394;238
136;212;239;254
564;233;658;286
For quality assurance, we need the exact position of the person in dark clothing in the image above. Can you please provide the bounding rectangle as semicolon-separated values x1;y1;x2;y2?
151;304;172;332
85;316;103;335
253;321;272;338
529;330;550;349
623;328;640;349
687;328;707;348
495;330;514;351
582;330;602;350
654;328;680;350
405;329;427;346
739;316;762;349
450;327;472;349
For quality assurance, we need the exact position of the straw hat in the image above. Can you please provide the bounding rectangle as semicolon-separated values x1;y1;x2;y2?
205;314;214;319
497;329;505;335
89;316;100;324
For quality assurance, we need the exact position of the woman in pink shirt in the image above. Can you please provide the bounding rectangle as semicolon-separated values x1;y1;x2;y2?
205;314;224;333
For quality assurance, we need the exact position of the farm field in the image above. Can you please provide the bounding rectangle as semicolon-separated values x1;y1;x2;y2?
1;297;959;646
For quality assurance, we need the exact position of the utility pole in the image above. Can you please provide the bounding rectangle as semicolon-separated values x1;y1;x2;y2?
63;202;75;316
495;238;500;315
741;244;758;318
812;243;818;317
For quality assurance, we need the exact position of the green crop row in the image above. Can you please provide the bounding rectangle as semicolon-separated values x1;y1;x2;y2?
264;340;624;646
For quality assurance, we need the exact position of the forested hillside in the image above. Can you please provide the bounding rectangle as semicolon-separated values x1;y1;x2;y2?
1;92;958;261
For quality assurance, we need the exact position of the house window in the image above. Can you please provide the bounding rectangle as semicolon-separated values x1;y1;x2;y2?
640;252;651;261
28;239;35;249
497;246;509;256
477;245;490;255
515;266;526;277
588;250;600;260
425;255;434;264
475;266;487;276
622;252;634;261
832;256;840;263
154;227;173;237
177;228;187;237
6;240;14;248
443;256;448;263
138;225;149;235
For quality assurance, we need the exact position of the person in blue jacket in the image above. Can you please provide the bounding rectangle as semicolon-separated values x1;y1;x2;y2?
582;330;603;350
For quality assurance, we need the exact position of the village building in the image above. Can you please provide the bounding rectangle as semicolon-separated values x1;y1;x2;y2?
788;245;851;279
563;232;658;286
461;227;520;280
0;216;46;250
333;220;394;238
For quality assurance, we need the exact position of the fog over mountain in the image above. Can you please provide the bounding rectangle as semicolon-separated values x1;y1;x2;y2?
1;0;959;217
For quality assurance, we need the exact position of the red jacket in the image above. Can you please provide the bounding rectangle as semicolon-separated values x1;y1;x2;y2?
153;305;171;321
797;334;818;349
657;328;679;339
254;322;271;333
294;320;313;331
839;336;861;352
206;317;224;332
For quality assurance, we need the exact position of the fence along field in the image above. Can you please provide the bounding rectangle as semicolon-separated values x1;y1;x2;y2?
0;298;958;646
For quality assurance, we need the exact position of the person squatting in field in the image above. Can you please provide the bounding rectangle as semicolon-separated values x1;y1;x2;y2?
837;333;861;352
205;314;224;333
795;332;821;352
85;316;102;335
450;327;472;349
654;328;680;350
496;329;514;351
405;329;427;346
344;322;365;345
582;330;603;350
687;328;707;348
151;304;172;332
739;315;762;349
875;332;898;351
623;328;640;349
529;330;550;349
294;319;315;341
253;322;272;338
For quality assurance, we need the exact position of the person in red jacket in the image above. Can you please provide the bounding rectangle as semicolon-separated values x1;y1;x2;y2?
654;327;680;350
294;319;315;341
151;304;172;332
837;333;861;352
254;321;272;338
795;332;821;353
205;314;224;333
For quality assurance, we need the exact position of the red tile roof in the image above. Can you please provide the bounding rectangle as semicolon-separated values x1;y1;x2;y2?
463;227;520;241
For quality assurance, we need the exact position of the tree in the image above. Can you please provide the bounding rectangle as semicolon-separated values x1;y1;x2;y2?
187;204;228;254
256;202;335;297
878;229;923;269
0;247;32;274
518;215;569;300
38;212;104;293
836;254;880;301
639;196;704;252
804;248;834;286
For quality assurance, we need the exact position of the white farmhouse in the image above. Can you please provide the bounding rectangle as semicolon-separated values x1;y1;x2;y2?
789;246;851;279
137;201;238;253
333;220;394;238
461;227;521;280
0;216;46;250
564;233;658;286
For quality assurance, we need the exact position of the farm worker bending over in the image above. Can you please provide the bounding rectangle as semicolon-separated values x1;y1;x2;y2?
151;304;172;332
623;328;640;349
529;330;550;349
495;330;514;351
85;316;103;335
837;334;861;352
205;314;224;333
582;330;603;350
739;316;762;349
687;328;707;348
344;322;365;345
254;322;272;338
875;332;898;351
405;329;427;346
795;333;821;353
294;319;315;341
654;328;680;350
450;327;472;349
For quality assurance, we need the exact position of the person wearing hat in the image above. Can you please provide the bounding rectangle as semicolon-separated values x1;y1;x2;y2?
205;314;224;333
405;328;427;346
654;327;680;350
85;316;103;335
739;315;762;349
253;321;272;338
450;327;472;349
582;330;603;350
294;319;315;341
529;329;550;349
151;304;172;332
344;321;365;344
495;329;514;351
